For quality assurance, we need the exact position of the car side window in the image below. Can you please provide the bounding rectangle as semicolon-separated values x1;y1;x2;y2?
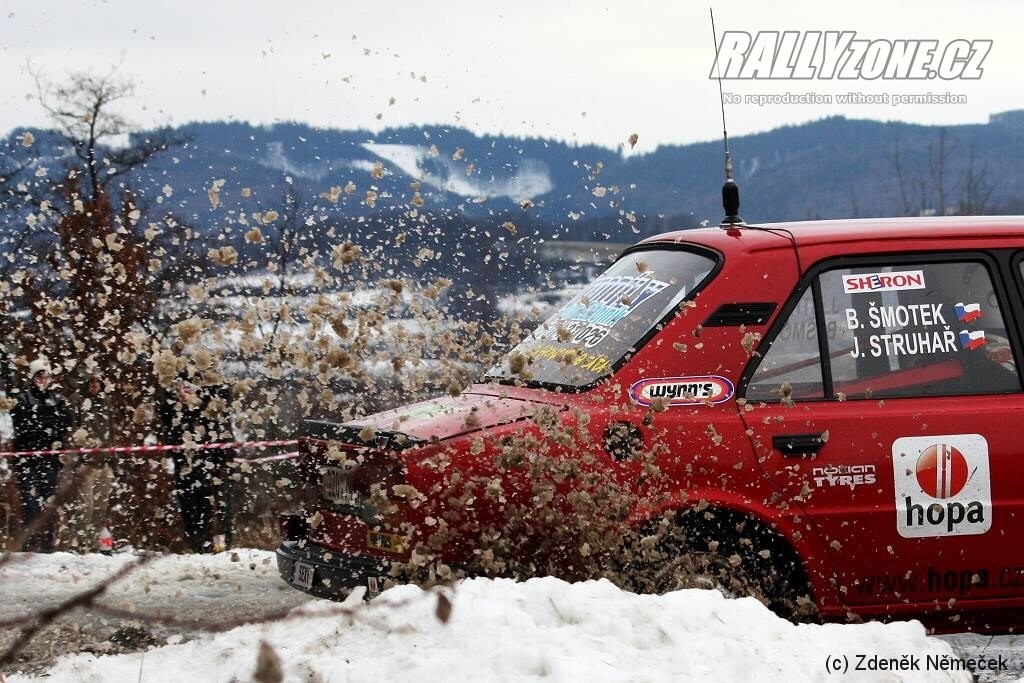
746;288;824;401
819;262;1019;399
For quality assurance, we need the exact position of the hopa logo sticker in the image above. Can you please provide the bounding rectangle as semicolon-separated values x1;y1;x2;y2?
892;434;992;538
629;376;734;407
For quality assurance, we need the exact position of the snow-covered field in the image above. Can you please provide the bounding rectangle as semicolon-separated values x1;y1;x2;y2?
4;551;1018;682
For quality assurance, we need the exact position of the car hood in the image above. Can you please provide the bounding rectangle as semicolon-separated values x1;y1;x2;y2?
345;387;562;443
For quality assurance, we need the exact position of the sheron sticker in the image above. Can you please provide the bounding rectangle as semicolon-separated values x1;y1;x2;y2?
629;376;734;407
842;270;926;294
892;434;992;538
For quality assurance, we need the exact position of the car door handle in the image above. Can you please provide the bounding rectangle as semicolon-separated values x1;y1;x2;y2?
773;433;827;457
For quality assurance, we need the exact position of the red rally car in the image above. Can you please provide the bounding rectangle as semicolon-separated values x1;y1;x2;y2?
278;216;1024;632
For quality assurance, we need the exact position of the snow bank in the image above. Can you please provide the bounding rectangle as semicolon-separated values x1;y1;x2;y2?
9;571;970;682
0;550;306;630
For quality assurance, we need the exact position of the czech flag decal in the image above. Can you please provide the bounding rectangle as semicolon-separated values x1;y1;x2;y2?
954;302;983;324
959;329;987;351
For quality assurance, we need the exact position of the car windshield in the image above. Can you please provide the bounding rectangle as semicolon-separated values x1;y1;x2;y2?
485;247;717;388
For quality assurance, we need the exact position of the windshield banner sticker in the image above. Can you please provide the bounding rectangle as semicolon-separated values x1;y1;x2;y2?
528;344;612;374
531;273;670;348
629;375;735;407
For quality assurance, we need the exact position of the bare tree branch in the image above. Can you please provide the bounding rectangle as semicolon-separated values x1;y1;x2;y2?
957;145;995;215
888;132;917;216
265;185;305;349
27;62;185;204
0;555;152;668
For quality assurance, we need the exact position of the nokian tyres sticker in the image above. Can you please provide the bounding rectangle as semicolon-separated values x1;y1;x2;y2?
892;434;992;538
629;376;735;407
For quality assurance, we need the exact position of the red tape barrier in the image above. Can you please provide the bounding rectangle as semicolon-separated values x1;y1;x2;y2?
0;439;299;460
242;451;301;465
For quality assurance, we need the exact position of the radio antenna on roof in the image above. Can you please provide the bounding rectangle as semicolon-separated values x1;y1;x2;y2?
710;8;743;226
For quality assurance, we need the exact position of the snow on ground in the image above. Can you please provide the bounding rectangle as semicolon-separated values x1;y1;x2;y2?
0;550;305;625
362;142;554;200
1;551;990;682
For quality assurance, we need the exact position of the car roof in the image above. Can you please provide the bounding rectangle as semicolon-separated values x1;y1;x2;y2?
638;216;1024;256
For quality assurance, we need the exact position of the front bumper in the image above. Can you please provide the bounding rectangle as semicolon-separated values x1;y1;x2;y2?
276;540;395;600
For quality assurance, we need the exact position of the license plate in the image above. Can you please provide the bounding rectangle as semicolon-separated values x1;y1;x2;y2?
367;530;405;553
292;560;315;590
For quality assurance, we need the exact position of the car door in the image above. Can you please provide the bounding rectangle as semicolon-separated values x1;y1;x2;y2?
740;253;1024;609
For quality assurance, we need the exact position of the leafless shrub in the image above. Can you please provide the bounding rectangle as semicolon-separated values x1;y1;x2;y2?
0;64;774;672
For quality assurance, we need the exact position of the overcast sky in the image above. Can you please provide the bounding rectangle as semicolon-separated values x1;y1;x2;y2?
2;0;1022;151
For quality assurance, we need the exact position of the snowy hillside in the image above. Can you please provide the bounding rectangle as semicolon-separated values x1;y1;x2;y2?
7;114;1024;235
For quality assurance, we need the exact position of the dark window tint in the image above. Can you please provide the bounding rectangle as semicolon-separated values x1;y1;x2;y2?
746;288;824;401
819;262;1018;398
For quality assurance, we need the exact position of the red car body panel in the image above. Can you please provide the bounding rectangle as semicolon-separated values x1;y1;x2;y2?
281;217;1024;632
350;392;559;442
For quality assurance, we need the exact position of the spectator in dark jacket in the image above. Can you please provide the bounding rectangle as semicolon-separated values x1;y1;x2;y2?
158;376;234;553
10;358;72;552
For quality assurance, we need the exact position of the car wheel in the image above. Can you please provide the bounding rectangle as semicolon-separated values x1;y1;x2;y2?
615;514;819;622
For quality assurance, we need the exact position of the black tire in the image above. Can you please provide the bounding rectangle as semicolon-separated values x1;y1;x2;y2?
614;509;819;622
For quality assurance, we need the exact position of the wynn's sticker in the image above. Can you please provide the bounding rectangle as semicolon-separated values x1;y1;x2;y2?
629;375;734;407
842;270;925;294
